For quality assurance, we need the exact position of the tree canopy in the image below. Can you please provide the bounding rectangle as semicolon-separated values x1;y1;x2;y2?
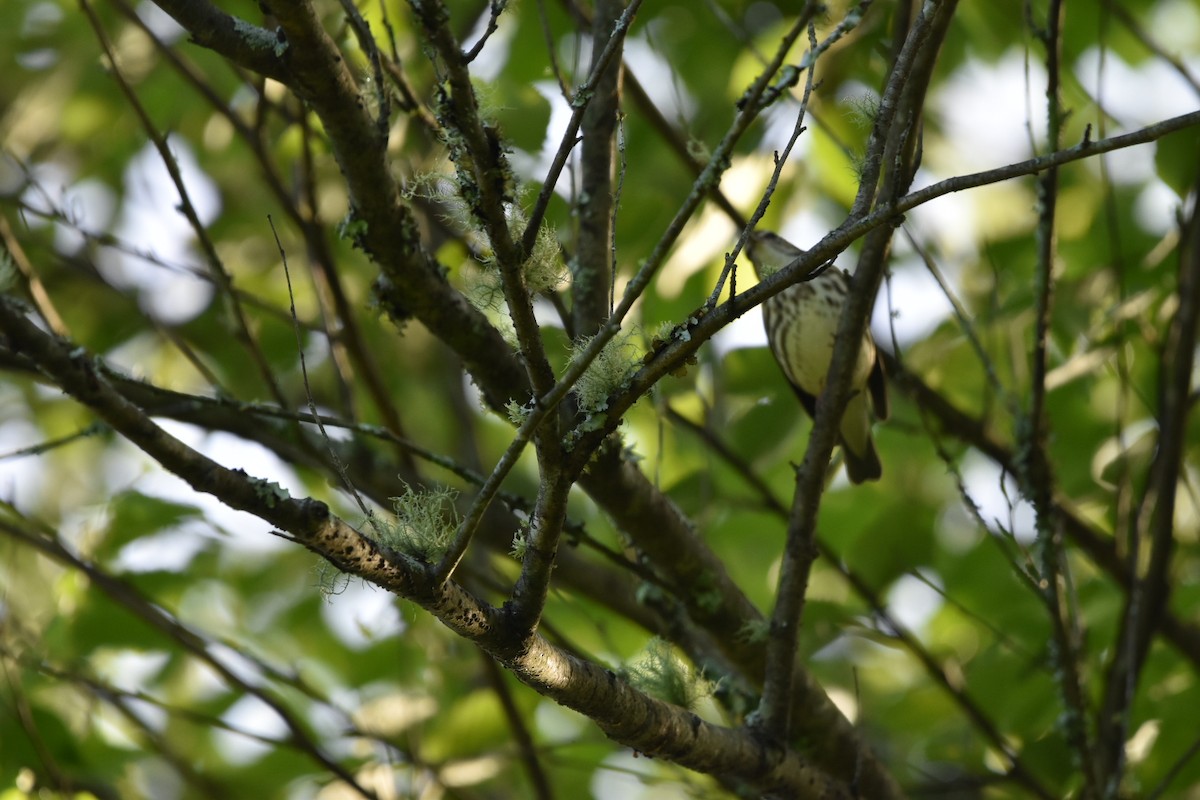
2;1;1199;798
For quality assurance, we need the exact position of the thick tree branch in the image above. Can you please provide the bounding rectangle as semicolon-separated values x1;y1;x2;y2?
0;295;873;798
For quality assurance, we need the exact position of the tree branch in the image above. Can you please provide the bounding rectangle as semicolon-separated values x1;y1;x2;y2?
149;0;290;82
573;0;625;335
0;294;866;798
1022;2;1100;789
1099;164;1200;785
758;0;958;742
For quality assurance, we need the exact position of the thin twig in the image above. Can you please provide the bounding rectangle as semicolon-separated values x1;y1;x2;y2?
270;216;380;533
464;0;508;62
0;423;107;461
901;226;1010;403
81;0;290;409
522;0;647;254
0;512;380;800
1022;1;1100;790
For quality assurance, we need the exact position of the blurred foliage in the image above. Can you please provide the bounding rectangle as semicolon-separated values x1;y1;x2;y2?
1;0;1199;798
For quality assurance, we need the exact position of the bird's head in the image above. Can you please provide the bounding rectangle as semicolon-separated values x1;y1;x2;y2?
747;230;806;279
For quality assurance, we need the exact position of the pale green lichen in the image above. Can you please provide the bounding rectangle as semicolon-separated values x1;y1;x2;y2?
521;220;566;294
570;331;640;415
405;173;477;241
251;478;290;509
336;212;370;244
314;559;350;600
737;619;771;644
505;398;531;426
623;638;715;710
232;18;287;57
380;483;459;561
634;581;664;606
464;267;507;313
509;528;528;559
406;173;566;297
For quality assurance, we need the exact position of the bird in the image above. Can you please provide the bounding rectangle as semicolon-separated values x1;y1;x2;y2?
746;230;888;484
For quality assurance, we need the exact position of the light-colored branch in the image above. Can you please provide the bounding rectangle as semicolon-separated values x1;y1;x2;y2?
0;294;859;799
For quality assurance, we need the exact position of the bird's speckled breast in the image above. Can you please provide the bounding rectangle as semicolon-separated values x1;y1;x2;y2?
763;269;875;397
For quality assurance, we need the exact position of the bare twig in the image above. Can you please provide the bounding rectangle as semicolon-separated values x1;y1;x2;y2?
1021;1;1099;790
522;0;647;253
81;0;290;409
464;0;508;63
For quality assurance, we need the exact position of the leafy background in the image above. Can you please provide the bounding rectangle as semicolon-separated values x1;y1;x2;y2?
2;0;1199;798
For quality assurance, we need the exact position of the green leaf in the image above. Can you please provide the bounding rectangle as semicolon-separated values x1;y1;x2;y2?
1155;127;1200;200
